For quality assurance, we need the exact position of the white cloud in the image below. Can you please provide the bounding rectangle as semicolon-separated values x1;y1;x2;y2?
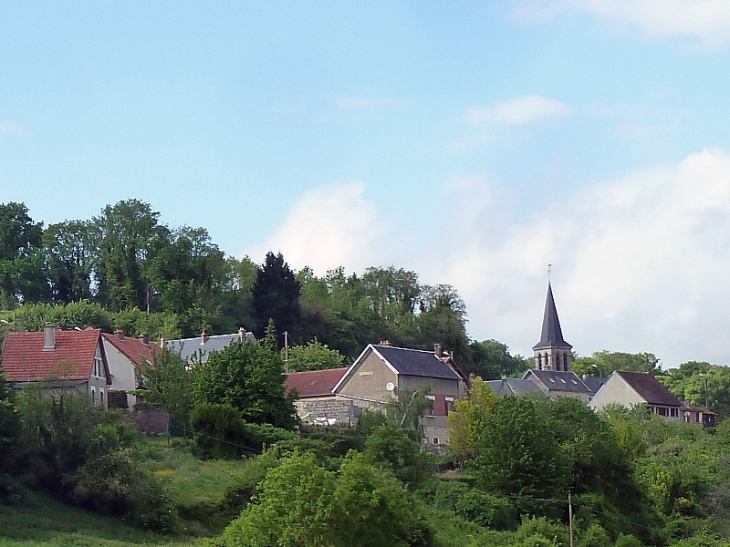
0;122;23;136
465;95;572;126
428;149;730;367
240;181;393;276
516;0;730;48
243;150;730;367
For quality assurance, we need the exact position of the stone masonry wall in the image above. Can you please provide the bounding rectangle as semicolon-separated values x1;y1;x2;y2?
295;399;355;426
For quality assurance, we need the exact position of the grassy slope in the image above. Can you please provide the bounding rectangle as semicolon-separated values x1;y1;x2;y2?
0;493;195;547
0;439;246;547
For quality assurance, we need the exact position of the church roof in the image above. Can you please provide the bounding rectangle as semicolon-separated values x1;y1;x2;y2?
533;283;572;350
524;369;590;394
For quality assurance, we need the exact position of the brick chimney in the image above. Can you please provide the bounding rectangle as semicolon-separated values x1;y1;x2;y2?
238;326;247;342
138;333;149;346
43;323;56;351
201;329;209;345
116;329;125;341
379;340;391;346
434;343;442;358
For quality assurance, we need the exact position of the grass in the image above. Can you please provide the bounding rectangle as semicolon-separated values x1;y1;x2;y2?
136;437;250;535
0;492;196;547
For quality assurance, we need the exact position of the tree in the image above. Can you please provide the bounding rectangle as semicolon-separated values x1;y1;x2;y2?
93;199;170;311
193;340;296;429
572;351;661;377
212;451;432;547
283;340;346;372
475;396;570;518
0;202;46;307
251;252;301;344
447;377;498;465
467;339;530;380
416;284;469;363
363;423;430;487
0;365;20;496
43;220;95;303
135;346;194;425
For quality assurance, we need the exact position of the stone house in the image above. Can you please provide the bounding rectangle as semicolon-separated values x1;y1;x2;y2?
332;343;468;447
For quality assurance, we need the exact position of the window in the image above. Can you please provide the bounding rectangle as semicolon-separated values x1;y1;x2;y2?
549;378;556;383
560;378;566;384
94;357;102;377
432;438;439;445
91;389;96;404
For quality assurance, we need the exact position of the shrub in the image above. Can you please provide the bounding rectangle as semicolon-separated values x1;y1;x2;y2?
191;403;248;459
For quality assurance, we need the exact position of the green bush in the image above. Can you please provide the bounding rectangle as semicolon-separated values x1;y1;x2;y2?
515;517;570;547
424;480;518;530
191;403;248;459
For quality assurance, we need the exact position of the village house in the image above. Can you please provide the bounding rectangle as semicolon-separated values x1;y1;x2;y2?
0;324;111;407
101;330;155;409
589;370;683;420
165;326;255;364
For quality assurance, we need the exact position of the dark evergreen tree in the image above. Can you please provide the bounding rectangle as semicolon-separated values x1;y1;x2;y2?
251;252;301;343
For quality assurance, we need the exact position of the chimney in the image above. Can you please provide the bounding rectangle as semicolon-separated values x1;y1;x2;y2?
138;332;149;346
201;329;209;345
238;326;247;342
434;343;442;358
43;323;56;351
116;329;125;341
379;339;391;346
159;337;165;349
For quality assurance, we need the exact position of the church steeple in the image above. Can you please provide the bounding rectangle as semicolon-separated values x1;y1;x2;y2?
533;283;573;371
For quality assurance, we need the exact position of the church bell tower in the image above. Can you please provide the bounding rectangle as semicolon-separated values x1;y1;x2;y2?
532;283;573;371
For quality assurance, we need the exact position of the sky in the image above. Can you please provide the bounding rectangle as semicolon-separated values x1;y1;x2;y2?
3;1;730;368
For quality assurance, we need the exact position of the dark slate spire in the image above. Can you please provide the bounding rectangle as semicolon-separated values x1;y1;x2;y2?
532;283;572;350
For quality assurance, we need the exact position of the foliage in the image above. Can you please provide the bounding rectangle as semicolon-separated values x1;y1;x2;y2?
191;403;250;460
475;396;570;518
283;339;346;372
251;252;301;343
0;202;45;308
66;420;177;531
448;377;498;465
0;366;20;498
193;340;297;430
135;346;193;424
658;361;730;417
466;339;530;380
385;384;435;442
572;351;661;377
211;450;433;547
514;516;570;547
422;479;519;530
364;423;432;488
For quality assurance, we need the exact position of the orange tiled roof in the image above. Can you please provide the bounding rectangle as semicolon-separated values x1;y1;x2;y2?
1;329;103;382
102;332;156;365
285;368;349;398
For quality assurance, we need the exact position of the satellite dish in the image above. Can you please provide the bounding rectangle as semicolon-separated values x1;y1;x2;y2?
385;382;395;392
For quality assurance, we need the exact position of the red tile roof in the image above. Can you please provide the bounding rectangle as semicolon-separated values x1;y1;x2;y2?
285;368;349;398
102;332;155;365
1;329;103;382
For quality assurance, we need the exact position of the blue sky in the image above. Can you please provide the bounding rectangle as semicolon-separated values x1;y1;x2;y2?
4;1;730;367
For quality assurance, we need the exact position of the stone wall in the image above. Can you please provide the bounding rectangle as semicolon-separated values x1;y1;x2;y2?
295;398;356;426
